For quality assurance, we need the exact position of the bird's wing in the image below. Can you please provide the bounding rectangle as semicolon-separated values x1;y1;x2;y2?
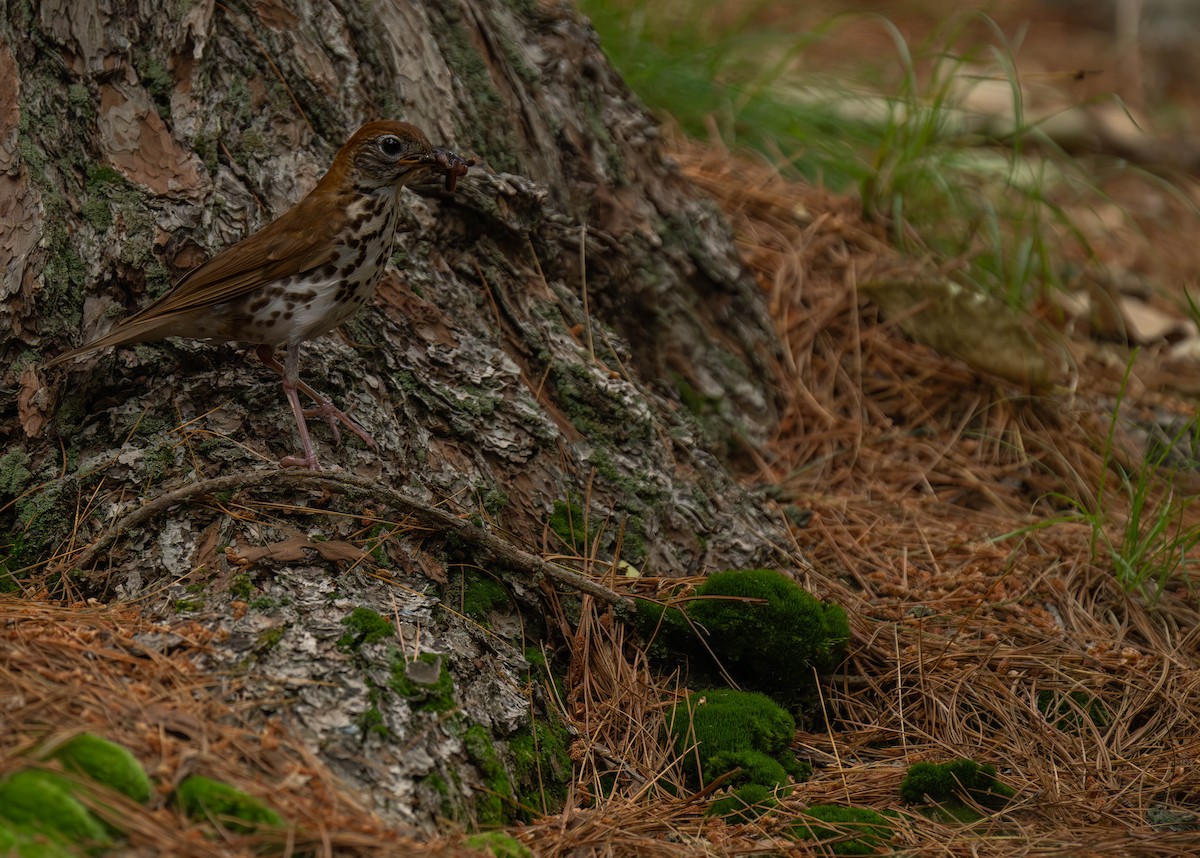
136;194;347;318
43;193;348;365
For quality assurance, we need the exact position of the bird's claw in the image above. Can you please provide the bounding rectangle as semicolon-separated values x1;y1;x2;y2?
303;398;379;451
280;453;322;470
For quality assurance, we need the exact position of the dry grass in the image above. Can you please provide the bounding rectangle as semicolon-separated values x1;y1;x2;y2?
667;138;1200;854
517;140;1200;854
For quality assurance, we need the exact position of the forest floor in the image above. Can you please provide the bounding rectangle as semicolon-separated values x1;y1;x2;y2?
512;1;1200;855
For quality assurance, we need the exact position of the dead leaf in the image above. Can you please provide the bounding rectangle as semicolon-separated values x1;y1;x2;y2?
192;520;223;573
231;526;367;566
1117;295;1194;344
414;551;448;584
310;539;370;563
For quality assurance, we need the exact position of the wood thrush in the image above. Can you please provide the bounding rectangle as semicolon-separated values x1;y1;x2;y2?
45;121;473;469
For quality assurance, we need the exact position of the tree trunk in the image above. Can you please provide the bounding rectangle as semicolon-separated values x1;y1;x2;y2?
1;0;797;832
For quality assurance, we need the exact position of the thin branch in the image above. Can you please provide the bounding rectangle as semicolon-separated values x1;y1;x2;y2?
59;470;630;609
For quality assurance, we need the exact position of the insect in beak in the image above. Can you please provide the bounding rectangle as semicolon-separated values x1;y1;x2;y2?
419;148;476;192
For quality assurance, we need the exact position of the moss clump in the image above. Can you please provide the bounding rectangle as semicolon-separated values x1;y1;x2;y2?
66;84;94;120
424;772;453;818
522;647;566;702
523;647;546;670
480;487;508;516
236;129;271;164
10;484;66;572
790;804;894;855
673;373;722;419
1037;690;1110;733
464;831;532;858
192;128;218;174
708;748;792;790
0;821;75;858
706;783;777;822
509;720;572;819
670;689;805;791
81;166;160;289
356;705;389;740
175;776;283;831
228;574;253;600
52;733;152;803
547;497;599;548
671;372;731;452
254;626;285;653
0;450;33;497
337;607;394;650
688;569;849;695
0;560;18;594
1147;804;1200;832
0;769;110;847
134;52;173;116
428;2;517;171
464;725;514;826
389;652;456;712
458;571;509;622
899;759;1013;812
632;597;692;660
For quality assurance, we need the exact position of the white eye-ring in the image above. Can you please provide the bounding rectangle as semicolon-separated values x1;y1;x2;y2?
379;135;404;157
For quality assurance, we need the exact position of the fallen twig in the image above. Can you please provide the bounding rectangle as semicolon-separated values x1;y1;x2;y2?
59;469;631;609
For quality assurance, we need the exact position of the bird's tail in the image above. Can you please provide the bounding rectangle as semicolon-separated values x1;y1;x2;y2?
42;316;167;368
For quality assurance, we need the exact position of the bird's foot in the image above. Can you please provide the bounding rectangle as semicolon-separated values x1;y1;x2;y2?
280;452;322;470
303;398;378;451
262;345;377;465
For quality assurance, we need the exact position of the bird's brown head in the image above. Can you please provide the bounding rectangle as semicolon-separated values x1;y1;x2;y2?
334;121;474;193
332;121;437;191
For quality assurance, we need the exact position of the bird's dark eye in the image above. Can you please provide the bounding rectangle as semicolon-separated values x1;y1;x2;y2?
379;135;404;157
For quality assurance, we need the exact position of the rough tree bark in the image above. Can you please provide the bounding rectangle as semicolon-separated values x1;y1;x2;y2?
0;0;799;831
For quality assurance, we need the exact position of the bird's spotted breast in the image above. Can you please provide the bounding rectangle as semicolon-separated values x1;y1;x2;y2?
278;187;399;342
196;189;399;347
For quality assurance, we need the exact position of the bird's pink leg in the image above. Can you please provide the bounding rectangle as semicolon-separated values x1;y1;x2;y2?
281;378;322;470
256;345;378;467
262;345;321;469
